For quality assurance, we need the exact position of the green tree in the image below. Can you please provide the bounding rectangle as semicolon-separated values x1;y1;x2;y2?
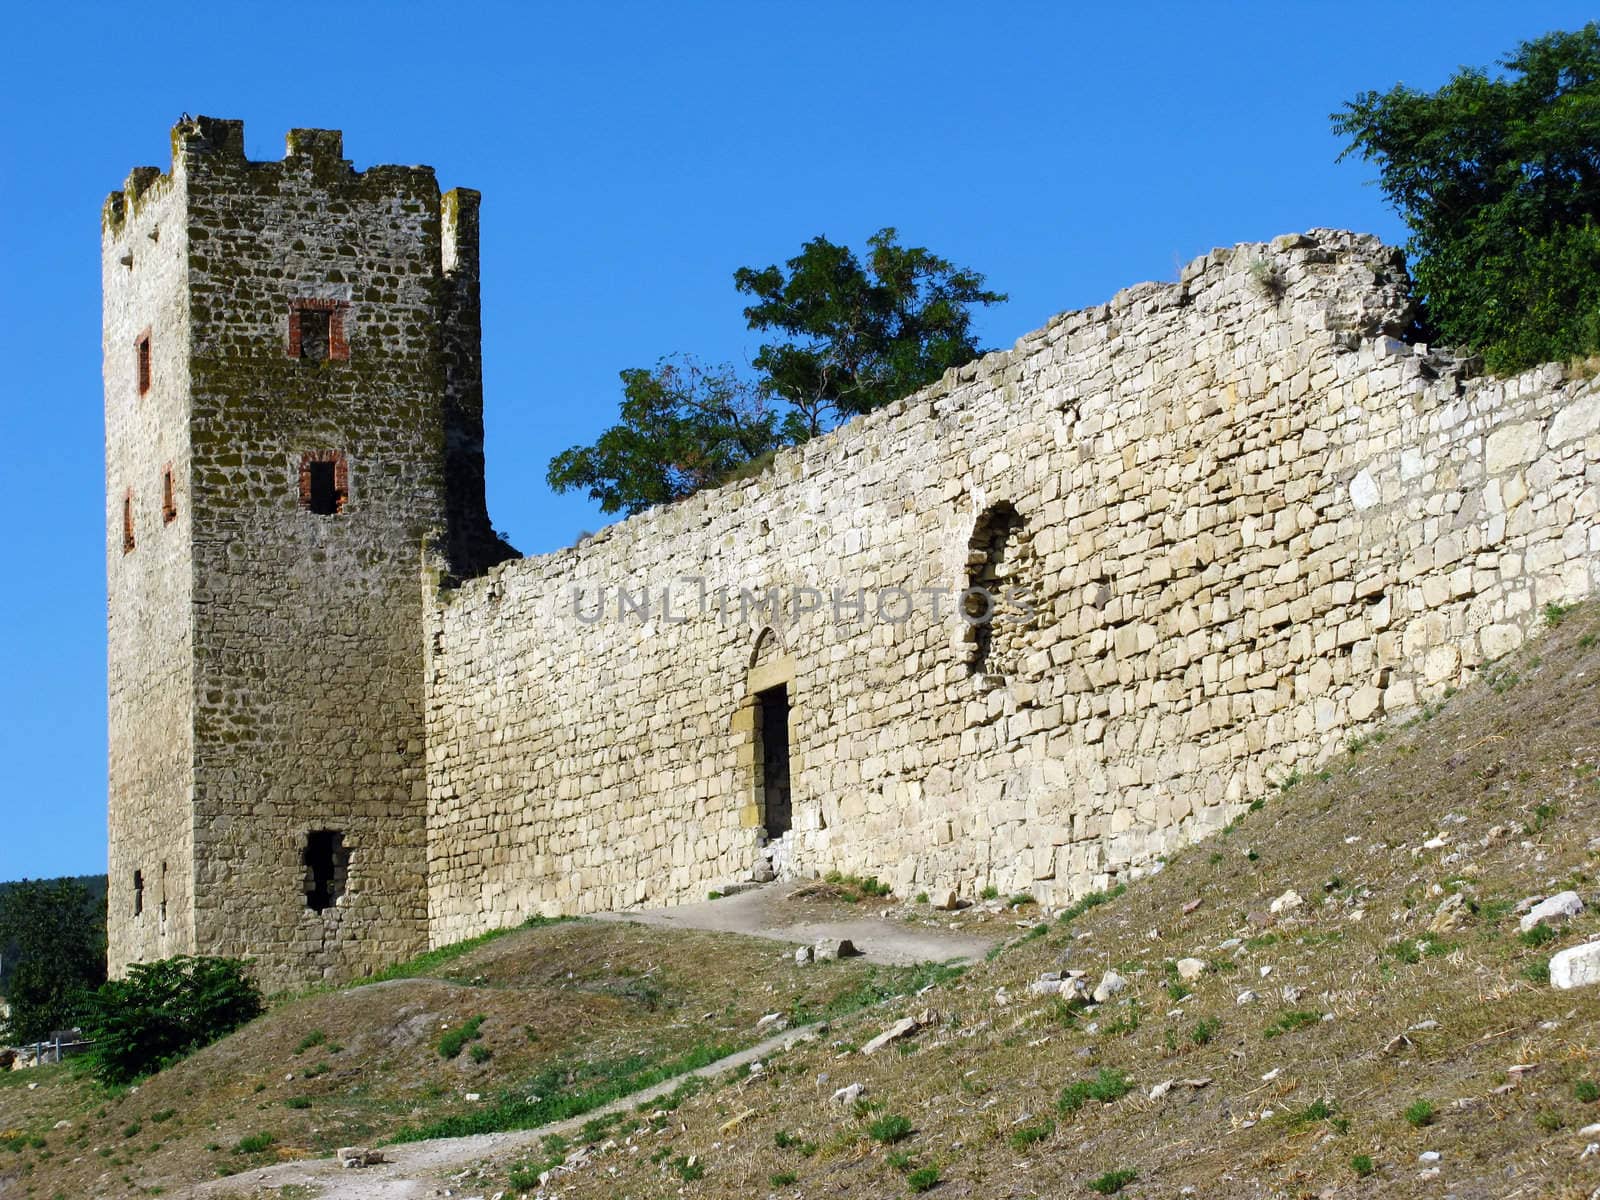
546;356;782;516
84;955;263;1083
548;229;1005;515
1333;25;1600;373
0;878;106;1042
735;227;1007;437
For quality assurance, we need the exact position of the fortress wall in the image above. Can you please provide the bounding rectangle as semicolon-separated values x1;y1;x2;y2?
423;230;1600;943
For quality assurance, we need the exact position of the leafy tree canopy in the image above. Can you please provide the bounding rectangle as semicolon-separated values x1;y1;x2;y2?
84;955;263;1084
1333;24;1600;372
548;229;1005;516
0;877;106;1043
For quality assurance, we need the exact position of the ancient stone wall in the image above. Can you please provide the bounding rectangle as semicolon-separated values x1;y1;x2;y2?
104;164;196;974
424;230;1600;942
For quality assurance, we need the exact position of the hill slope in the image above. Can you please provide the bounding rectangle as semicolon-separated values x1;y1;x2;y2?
438;602;1600;1199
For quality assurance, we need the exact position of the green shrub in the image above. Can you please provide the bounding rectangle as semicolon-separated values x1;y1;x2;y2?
1351;1153;1375;1177
771;1170;798;1186
84;956;263;1084
1191;1017;1221;1046
869;1114;913;1144
233;1132;275;1154
438;1015;486;1059
1059;1069;1133;1113
1088;1167;1138;1194
283;1096;311;1110
468;1042;493;1064
907;1164;941;1192
669;1154;704;1181
294;1030;326;1054
1009;1118;1054;1148
1264;1010;1322;1039
1403;1099;1435;1128
1575;1079;1600;1103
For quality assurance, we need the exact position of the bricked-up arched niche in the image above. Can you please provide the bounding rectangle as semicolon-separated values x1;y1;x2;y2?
737;628;796;851
963;502;1039;678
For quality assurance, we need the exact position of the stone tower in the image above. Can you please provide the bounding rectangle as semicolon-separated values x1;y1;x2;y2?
103;116;510;987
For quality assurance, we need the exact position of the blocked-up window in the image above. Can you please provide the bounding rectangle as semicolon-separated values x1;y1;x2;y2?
132;869;144;917
298;451;348;516
161;465;177;524
964;502;1037;678
135;330;151;395
288;299;349;362
303;830;349;913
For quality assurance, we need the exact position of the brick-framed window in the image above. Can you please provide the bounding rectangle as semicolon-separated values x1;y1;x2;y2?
122;488;136;553
299;450;349;515
161;463;177;524
135;329;152;395
287;298;350;362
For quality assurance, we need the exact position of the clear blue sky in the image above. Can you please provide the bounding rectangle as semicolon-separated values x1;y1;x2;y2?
1;2;1589;880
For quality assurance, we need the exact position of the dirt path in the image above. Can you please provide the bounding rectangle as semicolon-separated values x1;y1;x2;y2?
189;1023;814;1200
591;881;996;965
189;884;995;1199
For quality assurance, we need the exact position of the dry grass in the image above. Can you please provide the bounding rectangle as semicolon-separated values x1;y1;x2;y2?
0;918;921;1198
456;603;1600;1198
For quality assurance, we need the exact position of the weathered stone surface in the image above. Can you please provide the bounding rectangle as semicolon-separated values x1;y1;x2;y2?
1520;891;1584;933
1551;943;1600;990
103;119;1600;986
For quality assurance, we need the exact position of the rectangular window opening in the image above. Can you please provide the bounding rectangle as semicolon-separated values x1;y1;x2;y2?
161;466;177;524
756;684;792;839
132;869;144;917
122;491;136;554
299;452;348;516
298;308;331;361
303;830;349;913
135;332;151;395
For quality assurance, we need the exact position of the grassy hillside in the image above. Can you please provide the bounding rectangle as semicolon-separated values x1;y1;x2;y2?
447;603;1600;1198
0;916;950;1198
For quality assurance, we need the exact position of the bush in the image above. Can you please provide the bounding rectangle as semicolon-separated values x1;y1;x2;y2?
907;1164;941;1192
85;955;263;1084
438;1014;486;1059
1351;1153;1375;1177
1059;1068;1133;1113
1088;1167;1138;1194
1403;1098;1436;1128
869;1114;913;1144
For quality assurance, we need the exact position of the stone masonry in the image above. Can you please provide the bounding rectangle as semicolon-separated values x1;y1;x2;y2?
105;119;1600;984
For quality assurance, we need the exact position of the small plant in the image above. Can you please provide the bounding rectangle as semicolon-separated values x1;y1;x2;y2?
294;1030;327;1055
283;1096;310;1110
669;1154;705;1181
1009;1118;1054;1148
1264;1010;1322;1039
468;1042;493;1064
771;1170;798;1186
1535;1109;1564;1132
1575;1079;1600;1103
121;1122;141;1140
980;885;1000;901
706;890;724;900
234;1132;275;1155
1403;1099;1435;1128
915;892;929;904
1520;924;1560;948
1088;1167;1138;1194
149;1109;177;1125
1523;959;1552;984
1350;1153;1375;1177
869;1114;914;1144
1057;884;1126;925
886;1148;914;1171
1249;258;1286;300
907;1164;941;1192
1544;601;1577;627
1287;1098;1336;1126
1059;1068;1133;1113
1190;1017;1221;1046
774;1129;802;1149
1006;892;1035;908
438;1014;486;1059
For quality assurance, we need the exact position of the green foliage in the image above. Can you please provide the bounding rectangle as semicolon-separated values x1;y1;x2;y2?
734;227;1007;436
771;1170;799;1186
1059;1068;1133;1113
1351;1153;1376;1177
549;230;1004;514
1190;1017;1221;1046
1057;884;1126;925
1575;1079;1600;1103
294;1030;326;1054
1008;1117;1054;1148
979;885;1001;901
907;1164;941;1192
233;1132;275;1154
1403;1098;1436;1128
546;356;783;516
669;1154;705;1181
1264;1010;1322;1039
438;1015;486;1059
1333;26;1600;372
0;877;107;1042
869;1113;913;1144
84;955;263;1084
1088;1167;1138;1194
1545;601;1579;627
